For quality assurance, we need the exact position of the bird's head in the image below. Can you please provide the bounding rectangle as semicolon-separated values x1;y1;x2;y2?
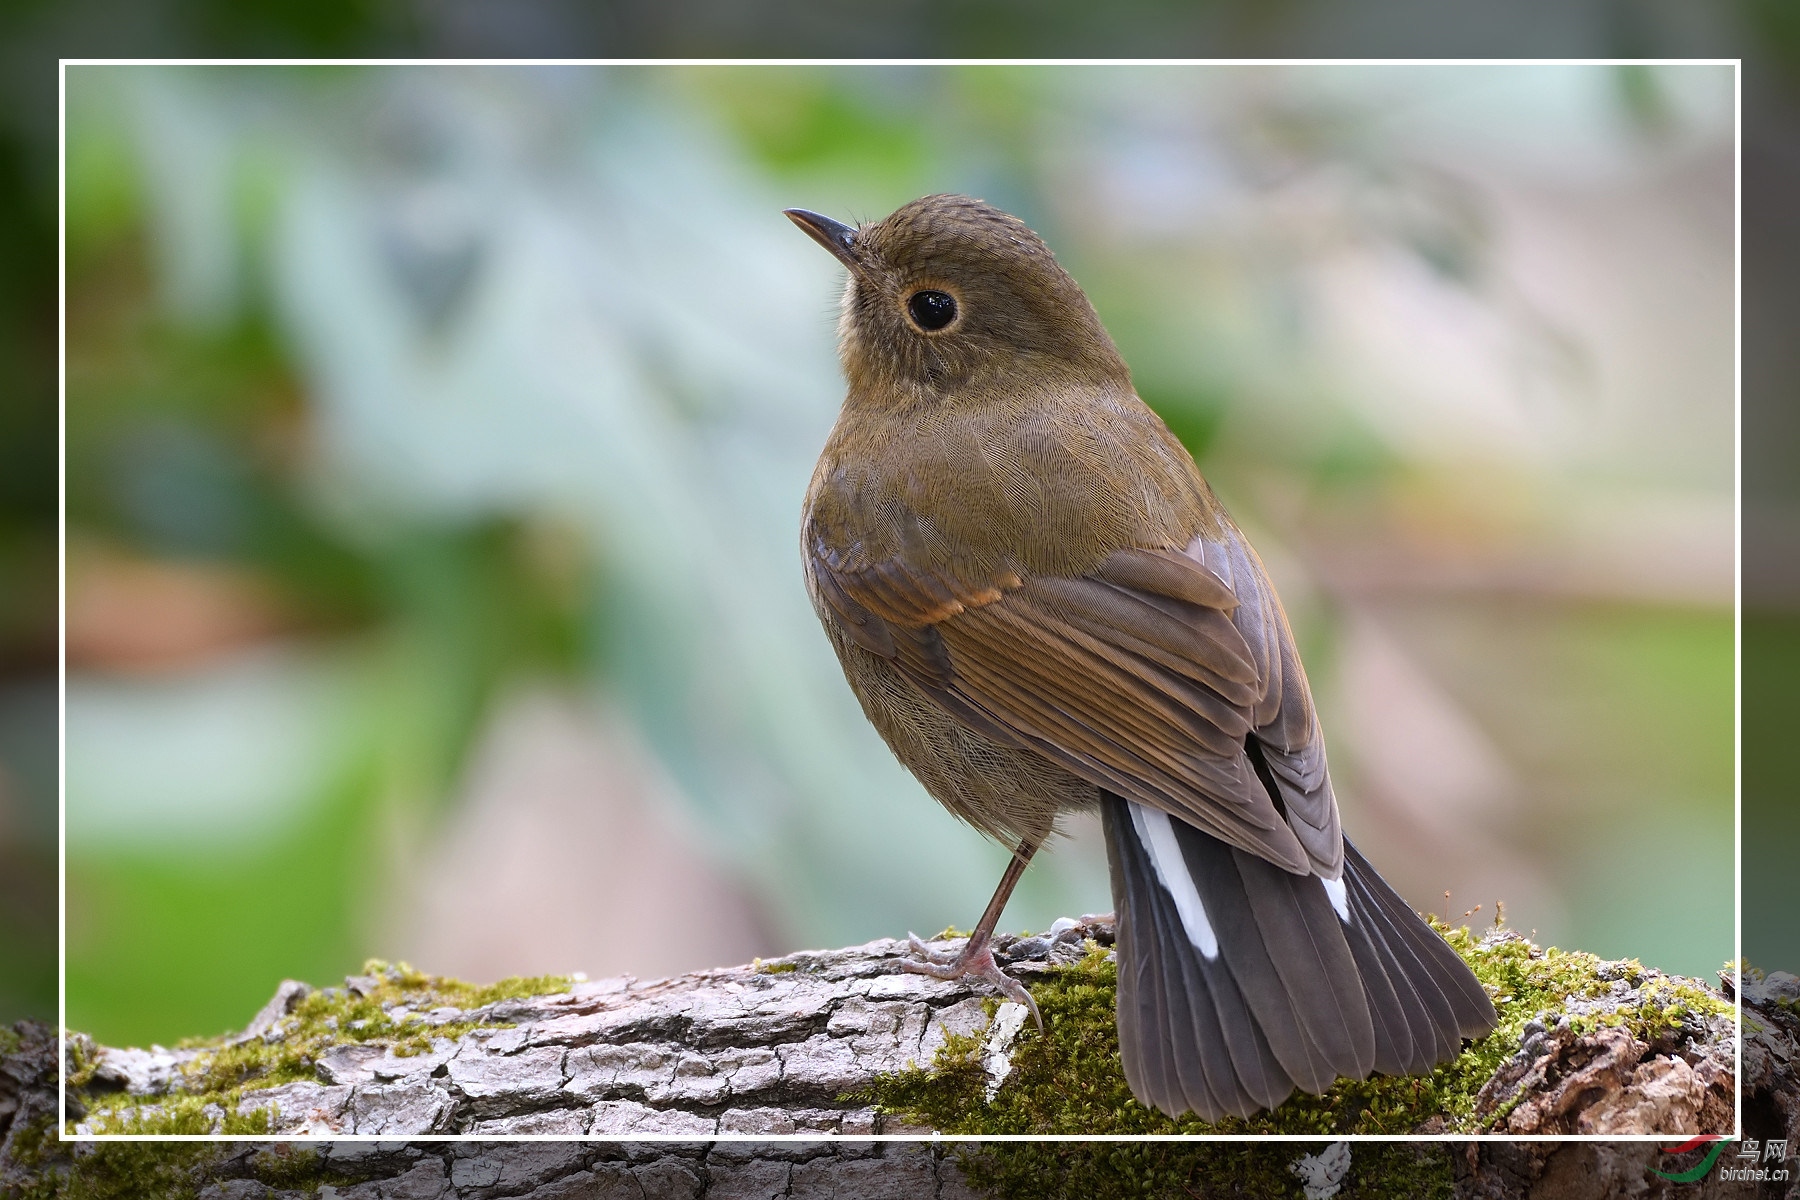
785;194;1130;400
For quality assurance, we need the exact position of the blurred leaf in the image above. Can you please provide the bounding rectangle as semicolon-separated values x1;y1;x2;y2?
1613;64;1675;137
376;519;592;808
64;92;144;269
1137;382;1228;463
693;67;930;190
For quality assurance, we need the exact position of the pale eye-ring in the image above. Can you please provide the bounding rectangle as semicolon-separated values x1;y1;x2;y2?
906;290;957;331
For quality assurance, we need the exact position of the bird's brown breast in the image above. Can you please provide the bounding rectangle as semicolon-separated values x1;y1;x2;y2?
803;380;1219;585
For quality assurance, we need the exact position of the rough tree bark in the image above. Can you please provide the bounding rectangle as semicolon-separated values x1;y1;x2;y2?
4;921;1797;1199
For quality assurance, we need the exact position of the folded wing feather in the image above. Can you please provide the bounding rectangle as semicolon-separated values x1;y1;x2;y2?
809;523;1343;876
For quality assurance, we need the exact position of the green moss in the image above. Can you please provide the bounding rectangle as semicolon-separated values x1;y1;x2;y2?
76;1087;272;1136
68;961;572;1135
242;1144;328;1191
7;1112;55;1171
82;1095;226;1136
0;1025;22;1058
957;1142;1453;1200
65;1034;101;1089
754;959;799;974
12;1141;226;1200
10;1135;343;1200
867;927;1731;1142
460;973;575;1006
220;1102;275;1136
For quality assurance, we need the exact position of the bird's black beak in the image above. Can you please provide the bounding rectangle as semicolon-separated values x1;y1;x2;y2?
784;208;861;272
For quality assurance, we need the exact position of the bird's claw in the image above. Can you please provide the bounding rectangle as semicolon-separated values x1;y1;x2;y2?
900;931;1044;1032
904;931;962;966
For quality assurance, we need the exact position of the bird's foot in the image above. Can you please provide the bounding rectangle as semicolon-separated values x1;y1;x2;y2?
902;931;1044;1031
904;931;965;966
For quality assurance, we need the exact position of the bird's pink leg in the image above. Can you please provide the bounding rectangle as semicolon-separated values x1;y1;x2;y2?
904;839;1043;1030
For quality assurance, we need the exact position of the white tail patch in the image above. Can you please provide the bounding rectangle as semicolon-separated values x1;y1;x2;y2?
1321;876;1349;923
1128;804;1218;959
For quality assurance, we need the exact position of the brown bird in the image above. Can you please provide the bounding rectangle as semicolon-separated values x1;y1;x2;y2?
786;194;1496;1120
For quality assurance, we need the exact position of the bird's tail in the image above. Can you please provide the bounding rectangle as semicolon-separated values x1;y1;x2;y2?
1100;791;1497;1121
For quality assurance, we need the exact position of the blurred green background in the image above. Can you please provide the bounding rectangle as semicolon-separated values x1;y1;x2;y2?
25;63;1743;1051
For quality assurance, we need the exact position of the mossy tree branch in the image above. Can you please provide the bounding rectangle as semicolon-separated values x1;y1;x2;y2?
52;920;1740;1138
5;923;1797;1199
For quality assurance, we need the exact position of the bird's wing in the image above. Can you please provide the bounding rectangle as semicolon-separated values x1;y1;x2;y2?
809;523;1342;875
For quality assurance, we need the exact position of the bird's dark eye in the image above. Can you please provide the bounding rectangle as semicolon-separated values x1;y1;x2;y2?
906;290;957;331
